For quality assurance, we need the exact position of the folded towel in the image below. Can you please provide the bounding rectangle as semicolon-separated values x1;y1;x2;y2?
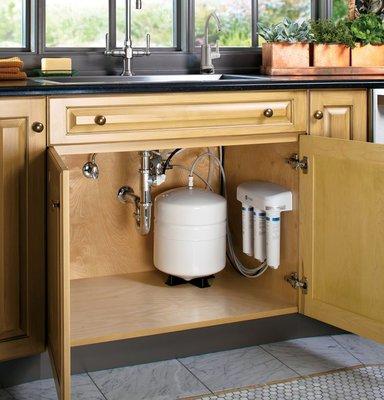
0;57;23;69
0;71;27;80
0;67;22;74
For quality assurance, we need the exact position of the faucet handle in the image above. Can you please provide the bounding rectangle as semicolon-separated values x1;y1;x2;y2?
212;40;221;59
145;33;151;55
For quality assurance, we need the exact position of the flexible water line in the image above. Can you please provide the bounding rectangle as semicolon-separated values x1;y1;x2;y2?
188;151;269;279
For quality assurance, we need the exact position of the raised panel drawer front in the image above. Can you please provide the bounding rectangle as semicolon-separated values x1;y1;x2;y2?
49;91;307;145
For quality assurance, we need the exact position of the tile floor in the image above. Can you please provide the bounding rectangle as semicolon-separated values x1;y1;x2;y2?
193;365;384;400
1;334;384;400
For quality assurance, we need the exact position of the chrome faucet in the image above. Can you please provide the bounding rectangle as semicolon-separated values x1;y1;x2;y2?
200;11;222;74
105;0;151;76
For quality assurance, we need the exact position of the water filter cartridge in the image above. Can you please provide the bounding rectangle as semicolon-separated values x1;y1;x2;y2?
242;204;254;256
266;211;281;269
253;209;266;262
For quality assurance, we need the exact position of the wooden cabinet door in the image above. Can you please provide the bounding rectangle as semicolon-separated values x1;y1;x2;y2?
0;99;46;361
309;90;367;141
299;135;384;343
47;148;71;400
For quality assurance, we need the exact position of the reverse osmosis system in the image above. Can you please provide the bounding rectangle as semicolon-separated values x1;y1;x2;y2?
112;148;293;284
237;181;293;269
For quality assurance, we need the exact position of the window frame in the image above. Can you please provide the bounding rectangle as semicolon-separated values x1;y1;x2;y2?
0;0;33;52
42;0;180;53
0;0;334;74
192;0;321;52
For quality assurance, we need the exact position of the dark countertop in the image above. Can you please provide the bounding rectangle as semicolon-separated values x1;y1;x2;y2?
2;75;384;96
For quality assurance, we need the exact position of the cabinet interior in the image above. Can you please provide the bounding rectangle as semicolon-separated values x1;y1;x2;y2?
59;142;299;348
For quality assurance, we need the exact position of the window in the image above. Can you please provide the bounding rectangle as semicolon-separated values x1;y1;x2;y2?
0;0;26;48
332;0;349;20
195;0;312;48
258;0;311;26
258;0;311;44
195;0;252;47
45;0;109;48
116;0;174;48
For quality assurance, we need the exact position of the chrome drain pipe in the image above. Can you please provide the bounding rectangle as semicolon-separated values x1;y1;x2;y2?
137;150;153;235
118;150;165;236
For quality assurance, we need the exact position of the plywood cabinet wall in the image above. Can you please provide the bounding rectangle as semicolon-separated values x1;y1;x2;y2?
0;98;46;361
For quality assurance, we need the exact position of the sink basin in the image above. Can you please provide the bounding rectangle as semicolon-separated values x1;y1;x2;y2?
32;74;269;85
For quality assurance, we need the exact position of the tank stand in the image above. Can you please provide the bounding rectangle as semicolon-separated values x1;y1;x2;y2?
165;275;215;289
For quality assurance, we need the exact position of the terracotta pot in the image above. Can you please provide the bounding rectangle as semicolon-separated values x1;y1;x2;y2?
351;44;384;67
312;44;350;67
262;42;310;69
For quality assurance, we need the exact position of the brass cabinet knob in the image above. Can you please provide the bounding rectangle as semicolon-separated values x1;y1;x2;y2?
314;110;324;120
263;108;274;118
94;115;107;126
32;121;44;133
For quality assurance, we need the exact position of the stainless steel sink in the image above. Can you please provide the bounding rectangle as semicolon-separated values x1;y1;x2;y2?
32;74;269;85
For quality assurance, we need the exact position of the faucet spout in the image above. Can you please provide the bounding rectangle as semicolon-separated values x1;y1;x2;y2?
201;11;222;74
204;11;222;46
105;0;150;76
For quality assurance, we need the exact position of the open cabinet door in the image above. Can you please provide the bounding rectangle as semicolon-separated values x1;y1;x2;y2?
47;148;71;400
299;135;384;344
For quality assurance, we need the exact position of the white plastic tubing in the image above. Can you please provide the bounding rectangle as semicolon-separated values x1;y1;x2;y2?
187;150;268;279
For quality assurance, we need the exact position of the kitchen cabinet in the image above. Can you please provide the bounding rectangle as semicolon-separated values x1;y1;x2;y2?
309;90;367;140
0;88;371;398
45;89;382;400
0;98;46;362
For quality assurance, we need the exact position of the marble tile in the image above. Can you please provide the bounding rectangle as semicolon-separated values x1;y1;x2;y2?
178;346;298;392
332;334;384;365
7;374;104;400
0;389;13;400
261;336;362;376
89;359;209;400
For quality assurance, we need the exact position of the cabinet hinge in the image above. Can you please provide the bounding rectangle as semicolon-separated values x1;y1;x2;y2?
285;272;308;294
287;154;308;173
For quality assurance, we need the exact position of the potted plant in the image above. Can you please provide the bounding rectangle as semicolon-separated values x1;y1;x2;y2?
258;18;312;69
350;13;384;66
310;19;354;67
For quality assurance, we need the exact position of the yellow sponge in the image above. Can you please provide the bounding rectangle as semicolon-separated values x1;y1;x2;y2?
41;58;72;71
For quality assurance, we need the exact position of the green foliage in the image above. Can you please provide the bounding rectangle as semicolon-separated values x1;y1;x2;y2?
117;2;173;47
258;0;311;27
194;0;252;47
332;0;349;21
0;0;23;47
350;13;384;44
257;18;312;43
310;19;355;47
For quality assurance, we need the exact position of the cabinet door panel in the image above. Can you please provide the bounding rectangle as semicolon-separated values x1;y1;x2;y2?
0;99;46;361
300;135;384;343
0;119;27;341
310;90;367;141
47;148;71;400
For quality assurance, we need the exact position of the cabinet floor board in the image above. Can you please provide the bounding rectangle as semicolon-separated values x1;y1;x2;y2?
70;268;298;347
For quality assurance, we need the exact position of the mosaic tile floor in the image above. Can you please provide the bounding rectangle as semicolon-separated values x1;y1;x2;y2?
192;365;384;400
1;334;384;399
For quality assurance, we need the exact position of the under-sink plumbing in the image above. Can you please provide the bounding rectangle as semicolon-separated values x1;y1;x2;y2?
118;150;165;235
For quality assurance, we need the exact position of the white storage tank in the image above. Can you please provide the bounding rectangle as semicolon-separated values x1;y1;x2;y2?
154;187;227;281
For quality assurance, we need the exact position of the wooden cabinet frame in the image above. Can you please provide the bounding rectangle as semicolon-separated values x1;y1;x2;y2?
45;89;380;400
